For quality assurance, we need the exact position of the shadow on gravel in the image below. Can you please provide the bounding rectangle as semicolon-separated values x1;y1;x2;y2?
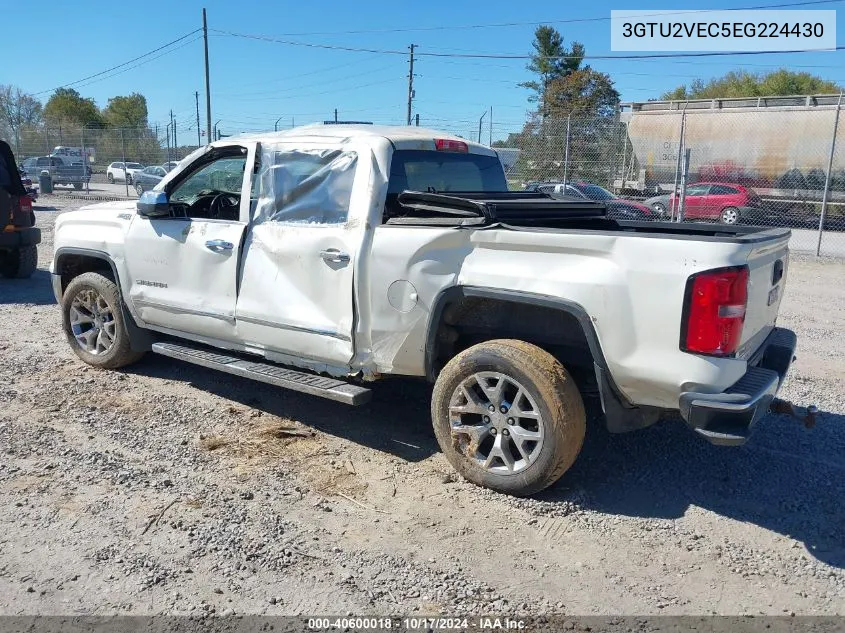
0;269;56;305
544;409;845;569
125;355;440;464
124;354;844;568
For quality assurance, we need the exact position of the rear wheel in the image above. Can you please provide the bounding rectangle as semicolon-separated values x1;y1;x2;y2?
431;339;586;496
720;206;740;225
0;245;38;279
135;183;144;196
127;174;133;185
107;173;114;184
652;202;666;216
61;272;145;369
73;183;82;190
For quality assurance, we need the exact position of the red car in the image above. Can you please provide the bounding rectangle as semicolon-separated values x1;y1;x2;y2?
668;182;761;225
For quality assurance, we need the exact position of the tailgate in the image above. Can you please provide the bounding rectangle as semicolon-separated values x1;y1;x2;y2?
739;232;790;357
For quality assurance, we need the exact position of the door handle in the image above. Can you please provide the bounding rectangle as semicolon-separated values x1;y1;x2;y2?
206;239;234;252
319;248;350;263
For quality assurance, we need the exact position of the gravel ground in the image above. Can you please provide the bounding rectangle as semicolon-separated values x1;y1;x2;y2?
0;199;843;616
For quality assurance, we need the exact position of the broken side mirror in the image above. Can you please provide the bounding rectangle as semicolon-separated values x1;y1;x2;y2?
137;190;170;217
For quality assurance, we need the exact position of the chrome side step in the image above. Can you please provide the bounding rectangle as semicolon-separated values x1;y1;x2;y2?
151;342;372;406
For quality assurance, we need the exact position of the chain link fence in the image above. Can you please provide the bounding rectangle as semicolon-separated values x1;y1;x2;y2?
8;100;845;256
498;96;845;257
14;124;200;195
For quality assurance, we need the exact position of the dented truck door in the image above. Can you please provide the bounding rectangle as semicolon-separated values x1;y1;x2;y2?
235;141;370;367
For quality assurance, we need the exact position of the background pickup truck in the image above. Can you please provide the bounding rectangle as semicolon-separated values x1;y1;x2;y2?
50;125;798;496
20;156;89;189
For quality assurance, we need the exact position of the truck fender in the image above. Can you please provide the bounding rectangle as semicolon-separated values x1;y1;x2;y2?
424;285;661;433
53;247;154;352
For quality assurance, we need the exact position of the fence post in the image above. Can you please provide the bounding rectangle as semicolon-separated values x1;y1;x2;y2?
121;128;129;198
81;127;88;193
678;148;691;221
817;93;842;257
562;112;572;188
671;105;688;221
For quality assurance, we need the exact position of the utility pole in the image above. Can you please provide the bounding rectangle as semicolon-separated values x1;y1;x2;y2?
478;110;487;144
406;44;415;126
274;116;283;131
489;106;493;146
334;108;338;123
203;8;213;143
195;91;201;147
173;119;178;159
415;113;419;127
214;119;221;141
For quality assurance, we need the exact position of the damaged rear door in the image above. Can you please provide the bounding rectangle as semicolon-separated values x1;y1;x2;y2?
235;141;370;367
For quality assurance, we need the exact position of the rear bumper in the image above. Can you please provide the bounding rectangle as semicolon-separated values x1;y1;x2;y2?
0;227;41;248
679;327;797;446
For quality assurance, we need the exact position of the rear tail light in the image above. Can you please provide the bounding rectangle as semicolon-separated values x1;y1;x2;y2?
435;138;468;153
18;196;33;215
681;266;749;356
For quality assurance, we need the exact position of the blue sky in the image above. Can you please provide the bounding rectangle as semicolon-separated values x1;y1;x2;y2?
3;0;844;142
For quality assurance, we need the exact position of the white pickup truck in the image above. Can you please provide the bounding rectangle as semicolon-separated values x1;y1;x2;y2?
51;125;798;496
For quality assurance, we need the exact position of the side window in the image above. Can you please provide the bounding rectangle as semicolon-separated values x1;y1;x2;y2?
170;156;246;204
710;185;738;195
253;148;357;225
685;184;710;196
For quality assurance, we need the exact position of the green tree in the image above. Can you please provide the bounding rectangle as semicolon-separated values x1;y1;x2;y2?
103;93;148;128
661;69;842;100
513;26;622;185
44;88;103;128
519;25;584;115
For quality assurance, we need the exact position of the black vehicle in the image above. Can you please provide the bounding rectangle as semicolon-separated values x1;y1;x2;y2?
133;165;168;195
0;140;41;278
526;181;656;221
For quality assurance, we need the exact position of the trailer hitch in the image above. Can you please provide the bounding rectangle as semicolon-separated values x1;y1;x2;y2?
770;398;818;429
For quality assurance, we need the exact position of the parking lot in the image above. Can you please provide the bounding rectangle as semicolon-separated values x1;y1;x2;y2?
0;199;843;616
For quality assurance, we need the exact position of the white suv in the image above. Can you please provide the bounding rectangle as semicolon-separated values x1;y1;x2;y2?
107;161;144;184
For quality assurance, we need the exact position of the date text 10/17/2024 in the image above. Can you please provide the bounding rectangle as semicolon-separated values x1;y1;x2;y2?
307;617;528;630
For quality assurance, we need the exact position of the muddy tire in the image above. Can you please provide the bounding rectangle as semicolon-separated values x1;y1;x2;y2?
0;245;38;279
61;272;145;369
431;339;586;497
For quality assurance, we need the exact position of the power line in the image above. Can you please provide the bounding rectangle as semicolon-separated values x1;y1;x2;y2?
34;29;201;95
214;0;842;36
71;36;203;91
214;28;845;61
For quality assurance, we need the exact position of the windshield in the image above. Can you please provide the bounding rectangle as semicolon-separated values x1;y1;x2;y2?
388;150;507;194
127;163;143;169
574;184;616;201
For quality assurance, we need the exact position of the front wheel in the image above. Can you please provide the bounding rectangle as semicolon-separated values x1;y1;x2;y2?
652;202;666;216
0;245;38;279
127;174;133;185
431;339;586;497
720;206;740;225
107;173;114;184
135;183;144;196
61;272;145;369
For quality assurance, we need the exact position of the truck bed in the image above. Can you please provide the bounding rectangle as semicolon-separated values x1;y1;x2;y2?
389;190;792;244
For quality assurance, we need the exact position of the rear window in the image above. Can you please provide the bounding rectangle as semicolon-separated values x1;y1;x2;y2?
127;163;143;169
387;150;506;194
